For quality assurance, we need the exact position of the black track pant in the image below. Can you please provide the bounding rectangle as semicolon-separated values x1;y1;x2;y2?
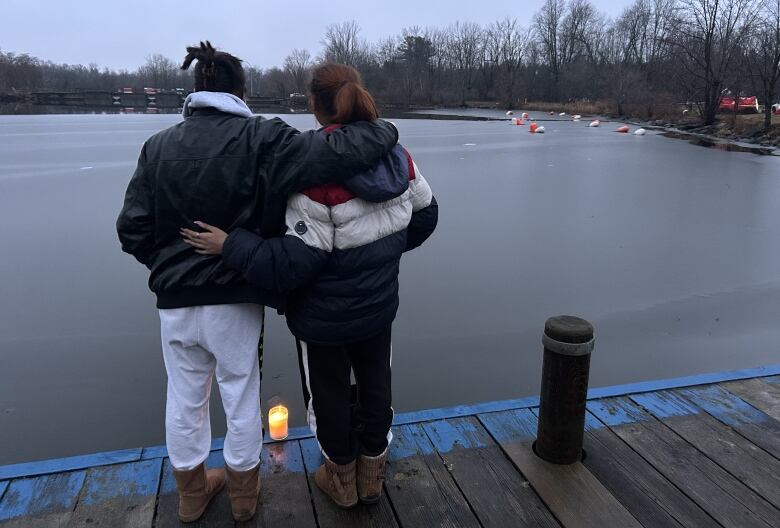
296;326;393;465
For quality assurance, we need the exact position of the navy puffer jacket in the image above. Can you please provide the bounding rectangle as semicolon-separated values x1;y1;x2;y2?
222;135;438;345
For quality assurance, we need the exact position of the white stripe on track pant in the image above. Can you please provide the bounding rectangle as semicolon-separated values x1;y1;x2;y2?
159;303;264;471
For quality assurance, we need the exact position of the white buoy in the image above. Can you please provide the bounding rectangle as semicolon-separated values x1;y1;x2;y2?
559;112;566;116
634;128;646;136
536;126;546;133
589;120;600;127
506;110;514;116
522;112;529;119
572;114;582;121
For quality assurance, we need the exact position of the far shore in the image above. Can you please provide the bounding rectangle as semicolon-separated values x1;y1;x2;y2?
2;99;778;153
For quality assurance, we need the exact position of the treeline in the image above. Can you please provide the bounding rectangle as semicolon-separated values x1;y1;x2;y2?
0;52;192;94
2;0;779;127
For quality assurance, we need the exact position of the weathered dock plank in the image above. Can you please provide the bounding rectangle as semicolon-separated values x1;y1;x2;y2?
679;384;780;459
589;397;780;528
0;471;85;527
422;416;560;528
630;390;780;509
385;423;481;528
479;408;643;528
68;458;162;527
0;448;142;481
4;370;780;527
722;378;780;422
154;451;233;528
300;438;398;528
578;410;716;528
250;440;317;528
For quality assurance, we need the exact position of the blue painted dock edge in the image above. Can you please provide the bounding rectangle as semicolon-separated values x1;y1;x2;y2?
2;362;779;481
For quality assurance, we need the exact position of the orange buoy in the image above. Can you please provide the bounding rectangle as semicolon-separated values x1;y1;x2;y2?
518;119;525;126
616;125;630;133
529;122;539;133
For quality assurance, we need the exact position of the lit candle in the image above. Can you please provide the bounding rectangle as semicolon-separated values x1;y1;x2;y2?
268;405;289;441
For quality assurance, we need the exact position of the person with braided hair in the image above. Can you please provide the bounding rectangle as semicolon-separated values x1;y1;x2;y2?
116;41;398;522
181;63;438;510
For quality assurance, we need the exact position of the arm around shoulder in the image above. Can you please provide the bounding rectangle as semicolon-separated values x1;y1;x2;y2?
223;228;328;292
261;118;399;196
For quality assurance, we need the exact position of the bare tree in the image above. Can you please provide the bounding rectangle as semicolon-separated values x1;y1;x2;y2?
535;0;567;97
601;14;641;114
746;0;780;128
670;0;759;125
138;54;182;88
627;0;676;115
492;18;529;107
283;49;312;94
561;0;599;64
0;51;43;92
478;24;502;100
427;27;449;102
321;21;369;67
447;21;483;104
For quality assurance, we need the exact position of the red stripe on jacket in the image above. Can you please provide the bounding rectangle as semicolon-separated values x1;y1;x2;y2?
304;125;413;207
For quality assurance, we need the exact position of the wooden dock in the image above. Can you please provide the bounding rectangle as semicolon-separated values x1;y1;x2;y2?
1;364;780;527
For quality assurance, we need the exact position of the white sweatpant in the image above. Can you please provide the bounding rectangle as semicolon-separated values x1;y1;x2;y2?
159;303;264;472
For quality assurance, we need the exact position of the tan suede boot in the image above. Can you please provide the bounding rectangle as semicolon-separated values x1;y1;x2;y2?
172;463;226;523
314;458;358;509
357;449;388;504
225;463;261;521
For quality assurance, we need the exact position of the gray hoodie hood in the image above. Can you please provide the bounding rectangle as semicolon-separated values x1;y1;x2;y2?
182;91;253;118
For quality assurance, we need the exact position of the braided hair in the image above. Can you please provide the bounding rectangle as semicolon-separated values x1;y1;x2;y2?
181;41;246;98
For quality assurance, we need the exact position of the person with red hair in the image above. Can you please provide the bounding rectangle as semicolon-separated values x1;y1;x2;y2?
118;42;399;522
183;63;438;509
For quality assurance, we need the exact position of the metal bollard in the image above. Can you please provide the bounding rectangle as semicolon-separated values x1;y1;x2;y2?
534;315;595;464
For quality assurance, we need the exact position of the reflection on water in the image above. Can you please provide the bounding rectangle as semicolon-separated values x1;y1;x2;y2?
2;112;780;465
0;104;182;116
0;103;312;116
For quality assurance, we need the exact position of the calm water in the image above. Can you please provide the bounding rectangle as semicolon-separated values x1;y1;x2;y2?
2;111;780;465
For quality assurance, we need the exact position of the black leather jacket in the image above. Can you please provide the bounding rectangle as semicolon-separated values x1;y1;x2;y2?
116;109;398;309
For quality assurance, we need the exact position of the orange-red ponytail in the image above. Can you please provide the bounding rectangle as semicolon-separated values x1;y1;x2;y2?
310;63;379;124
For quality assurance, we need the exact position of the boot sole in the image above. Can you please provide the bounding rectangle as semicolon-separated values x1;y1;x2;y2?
233;510;257;522
359;494;381;505
317;483;358;509
230;486;261;522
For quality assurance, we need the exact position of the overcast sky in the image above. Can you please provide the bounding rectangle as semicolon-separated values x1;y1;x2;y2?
2;0;631;70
